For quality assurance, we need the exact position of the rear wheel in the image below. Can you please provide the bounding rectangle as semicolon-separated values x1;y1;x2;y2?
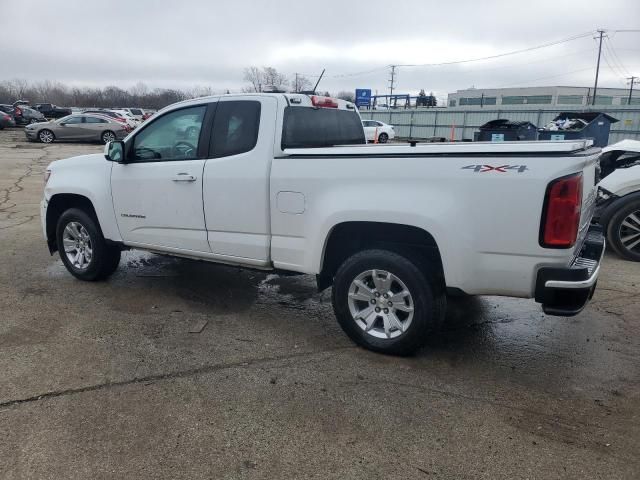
101;130;116;144
378;132;389;143
607;197;640;262
38;129;55;143
332;249;445;355
56;208;121;281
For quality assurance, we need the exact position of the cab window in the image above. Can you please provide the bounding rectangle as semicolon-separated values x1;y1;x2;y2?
210;101;261;157
130;106;206;162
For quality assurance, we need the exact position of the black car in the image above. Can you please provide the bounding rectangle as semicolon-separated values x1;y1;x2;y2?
13;106;46;125
34;103;72;119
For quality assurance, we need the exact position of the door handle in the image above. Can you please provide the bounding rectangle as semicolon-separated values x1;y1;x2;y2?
172;173;197;182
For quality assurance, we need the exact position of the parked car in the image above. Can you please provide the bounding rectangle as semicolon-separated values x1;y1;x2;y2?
0;104;15;114
41;93;620;355
595;139;640;261
362;120;395;143
0;111;16;129
111;109;141;128
142;110;156;121
13;106;46;125
34;103;72;119
82;109;129;126
119;108;145;121
25;113;128;144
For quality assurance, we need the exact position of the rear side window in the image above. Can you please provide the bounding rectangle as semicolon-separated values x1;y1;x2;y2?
210;101;261;157
282;107;365;148
85;116;107;124
130;108;143;115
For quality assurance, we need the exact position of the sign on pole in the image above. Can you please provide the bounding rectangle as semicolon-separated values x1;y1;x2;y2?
355;89;372;108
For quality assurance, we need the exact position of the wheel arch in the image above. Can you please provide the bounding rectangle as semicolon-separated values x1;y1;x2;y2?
599;191;640;229
317;221;445;291
45;194;100;254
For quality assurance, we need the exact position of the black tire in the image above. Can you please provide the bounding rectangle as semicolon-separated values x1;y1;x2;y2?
101;130;116;144
607;196;640;262
332;249;446;355
56;208;121;281
378;132;389;143
38;129;55;143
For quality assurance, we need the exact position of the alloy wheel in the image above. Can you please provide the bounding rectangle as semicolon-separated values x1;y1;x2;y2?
619;210;640;255
62;221;93;270
347;269;414;339
102;131;115;144
39;130;54;143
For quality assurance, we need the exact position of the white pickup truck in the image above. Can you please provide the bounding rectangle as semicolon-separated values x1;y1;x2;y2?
42;93;608;355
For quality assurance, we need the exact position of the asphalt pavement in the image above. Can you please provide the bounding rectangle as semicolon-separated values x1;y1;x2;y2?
0;128;639;479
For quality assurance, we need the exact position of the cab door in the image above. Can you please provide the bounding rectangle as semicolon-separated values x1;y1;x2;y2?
111;104;214;252
202;96;277;264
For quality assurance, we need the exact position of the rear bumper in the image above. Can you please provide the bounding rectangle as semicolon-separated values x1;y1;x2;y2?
534;224;605;316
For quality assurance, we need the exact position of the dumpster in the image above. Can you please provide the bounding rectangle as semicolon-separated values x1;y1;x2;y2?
538;112;619;147
476;119;538;142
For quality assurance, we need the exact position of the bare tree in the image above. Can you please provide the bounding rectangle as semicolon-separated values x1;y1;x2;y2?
243;66;263;92
262;67;288;91
291;74;312;93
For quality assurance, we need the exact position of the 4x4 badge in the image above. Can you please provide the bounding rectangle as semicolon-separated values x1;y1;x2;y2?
462;164;529;173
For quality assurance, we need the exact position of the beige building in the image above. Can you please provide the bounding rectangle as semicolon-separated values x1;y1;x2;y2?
447;86;639;108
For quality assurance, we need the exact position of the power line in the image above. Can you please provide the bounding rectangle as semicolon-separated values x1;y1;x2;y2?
328;31;595;79
605;37;632;77
394;31;595;68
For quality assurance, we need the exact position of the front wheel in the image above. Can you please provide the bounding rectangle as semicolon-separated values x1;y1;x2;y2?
38;129;55;143
607;196;640;261
56;208;121;281
332;249;445;355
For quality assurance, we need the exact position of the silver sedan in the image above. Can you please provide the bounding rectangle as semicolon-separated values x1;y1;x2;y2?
25;114;129;144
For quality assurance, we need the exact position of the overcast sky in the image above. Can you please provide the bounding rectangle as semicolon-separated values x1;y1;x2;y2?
1;0;638;102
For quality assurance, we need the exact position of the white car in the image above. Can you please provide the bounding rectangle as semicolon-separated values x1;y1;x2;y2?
595;139;640;261
42;93;612;355
111;109;141;129
362;120;395;143
121;108;145;122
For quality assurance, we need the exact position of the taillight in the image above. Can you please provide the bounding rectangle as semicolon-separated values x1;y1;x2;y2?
540;173;583;248
15;107;22;116
116;117;126;123
311;96;338;108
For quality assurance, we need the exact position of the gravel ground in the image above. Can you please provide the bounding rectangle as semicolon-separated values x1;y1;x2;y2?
0;128;639;479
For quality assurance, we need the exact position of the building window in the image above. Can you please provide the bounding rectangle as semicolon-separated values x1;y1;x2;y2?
502;95;552;105
502;96;526;105
459;97;496;106
449;99;457;107
594;96;613;105
623;97;640;105
557;95;584;105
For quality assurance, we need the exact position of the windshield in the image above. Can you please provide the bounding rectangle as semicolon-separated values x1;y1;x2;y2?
282;107;365;149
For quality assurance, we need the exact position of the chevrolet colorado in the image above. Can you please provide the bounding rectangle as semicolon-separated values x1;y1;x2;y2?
42;93;607;354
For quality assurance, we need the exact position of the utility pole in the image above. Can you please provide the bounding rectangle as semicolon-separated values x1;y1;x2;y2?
388;65;397;103
627;76;639;105
294;73;299;92
592;29;605;106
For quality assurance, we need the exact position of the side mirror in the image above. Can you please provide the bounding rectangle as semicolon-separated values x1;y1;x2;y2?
105;140;125;163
